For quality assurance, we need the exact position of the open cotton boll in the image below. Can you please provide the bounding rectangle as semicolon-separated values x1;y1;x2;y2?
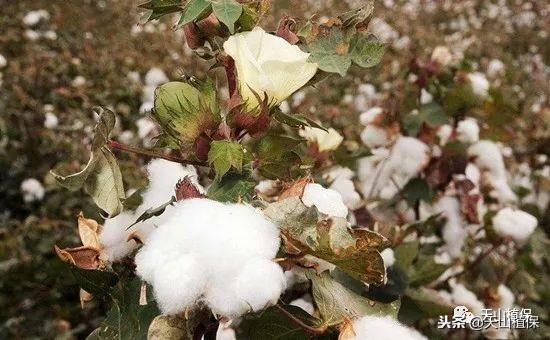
487;59;505;78
0;54;6;68
360;125;389;148
437;124;453;146
450;282;485;315
420;89;433;104
20;178;45;203
351;316;427;340
492;207;537;244
216;325;236;340
145;67;168;86
323;166;355;182
380;248;395;268
329;178;362;210
359;107;383;125
436;196;466;258
302;183;348;218
135;198;283;317
456;118;479;144
497;284;515;309
468;72;490;98
23;10;50;26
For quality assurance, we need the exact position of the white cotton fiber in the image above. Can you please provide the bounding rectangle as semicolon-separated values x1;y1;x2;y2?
135;198;284;317
100;159;202;261
450;282;485;315
20;178;45;203
359;107;383;125
497;284;515;309
468;72;490;98
329;177;362;210
436;196;466;258
351;315;427;340
456;118;479;144
361;125;389;148
144;67;168;86
380;248;395;268
492;207;537;244
302;183;348;217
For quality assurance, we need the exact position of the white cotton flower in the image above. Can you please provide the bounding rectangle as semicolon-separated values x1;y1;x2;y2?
20;178;45;203
487;59;505;78
23;10;50;26
44;111;59;129
100;159;202;261
468;72;490;98
290;295;314;315
135;198;284;317
420;89;433;104
456;118;479;144
492;207;537;244
144;67;169;86
380;248;395;268
450;282;485;315
431;46;453;66
360;125;389;148
359;107;383;125
351;316;427;340
329;177;362;210
136;117;156;138
299;127;343;152
302;183;348;218
0;54;6;68
223;27;318;108
436;196;466;258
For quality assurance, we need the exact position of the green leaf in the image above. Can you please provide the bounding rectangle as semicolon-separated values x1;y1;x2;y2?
178;0;212;26
338;2;375;30
349;34;385;68
207;173;255;202
404;288;454;317
207;140;245;179
67;264;118;296
122;188;145;211
272;108;328;131
394;241;419;269
153;80;220;147
256;135;303;180
403;103;448;136
211;0;243;33
93;279;160;340
308;28;352;76
408;255;450;286
401;178;434;206
139;0;183;21
306;270;400;326
240;305;326;340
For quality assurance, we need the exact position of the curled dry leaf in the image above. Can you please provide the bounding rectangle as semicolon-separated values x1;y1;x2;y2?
80;289;93;309
278;176;311;201
276;16;299;44
54;245;102;270
77;212;102;249
338;319;357;340
175;177;204;200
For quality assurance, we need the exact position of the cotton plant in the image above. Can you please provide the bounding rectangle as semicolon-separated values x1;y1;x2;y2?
50;1;407;339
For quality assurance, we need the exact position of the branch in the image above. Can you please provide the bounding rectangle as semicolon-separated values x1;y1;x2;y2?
274;303;327;335
107;140;207;166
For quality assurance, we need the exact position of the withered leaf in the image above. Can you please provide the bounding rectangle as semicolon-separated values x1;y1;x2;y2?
55;245;101;270
278;177;311;201
77;212;102;249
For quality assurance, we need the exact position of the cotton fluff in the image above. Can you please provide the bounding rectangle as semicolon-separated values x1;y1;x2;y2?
467;72;490;98
436;197;466;258
144;67;169;86
135;198;285;317
216;325;236;340
456;118;479;144
0;54;6;68
437;124;453;146
468;141;516;203
23;10;50;26
299;127;343;152
351;316;427;340
329;177;362;210
359;107;383;125
420;89;433;104
361;125;389;148
497;284;515;309
20;178;45;202
100;159;202;261
431;46;453;66
136;117;157;139
380;248;395;268
44;111;59;129
450;282;485;315
302;183;348;218
487;59;505;78
492;207;537;244
359;137;429;200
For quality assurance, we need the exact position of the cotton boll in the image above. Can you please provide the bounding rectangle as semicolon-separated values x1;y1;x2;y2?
72;76;86;87
351;315;427;340
380;248;395;268
142;85;156;103
145;67;169;86
229;258;286;315
323;166;354;182
468;72;490;98
100;212;137;261
20;178;45;202
329;178;362;210
139;101;154;114
492;207;537;244
359;107;383;125
0;54;6;68
456;118;479;144
497;284;515;309
420;89;433;104
44;111;59;129
136;117;156;138
23;10;50;26
290;295;314;315
302;183;348;218
465;163;481;186
216;325;236;340
487;59;505;78
437;124;453;146
431;46;453;66
151;256;206;315
437;196;466;258
451;282;485;315
360;125;389;148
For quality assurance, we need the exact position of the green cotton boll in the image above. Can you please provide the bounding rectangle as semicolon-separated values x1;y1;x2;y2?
153;80;220;146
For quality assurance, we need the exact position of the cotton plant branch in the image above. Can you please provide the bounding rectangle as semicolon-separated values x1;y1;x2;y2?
107;139;207;166
274;303;328;335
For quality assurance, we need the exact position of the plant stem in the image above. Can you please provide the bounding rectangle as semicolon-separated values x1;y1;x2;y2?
107;140;207;166
274;303;327;335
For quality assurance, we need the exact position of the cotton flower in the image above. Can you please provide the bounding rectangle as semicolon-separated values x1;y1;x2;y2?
100;159;202;261
44;112;59;129
223;27;318;108
492;207;537;244
350;315;426;340
20;178;45;202
468;72;490;98
135;198;285;317
144;67;168;86
380;248;395;268
431;46;453;66
302;183;348;218
456;118;479;144
299;127;343;152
